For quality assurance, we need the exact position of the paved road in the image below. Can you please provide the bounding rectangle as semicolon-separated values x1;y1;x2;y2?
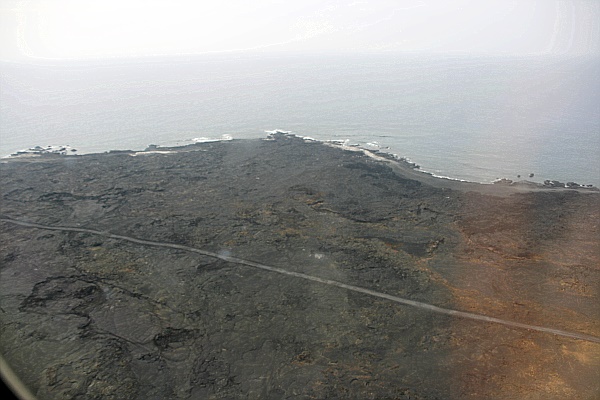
2;217;599;344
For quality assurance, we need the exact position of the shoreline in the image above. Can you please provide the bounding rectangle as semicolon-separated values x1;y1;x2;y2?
320;139;599;196
3;132;597;197
1;130;599;399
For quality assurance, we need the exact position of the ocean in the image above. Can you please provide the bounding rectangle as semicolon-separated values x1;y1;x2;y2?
1;53;599;186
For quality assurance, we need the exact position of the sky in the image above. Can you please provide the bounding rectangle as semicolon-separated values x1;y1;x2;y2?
1;0;599;61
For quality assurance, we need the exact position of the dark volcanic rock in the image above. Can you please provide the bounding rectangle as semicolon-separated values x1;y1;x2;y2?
1;135;599;399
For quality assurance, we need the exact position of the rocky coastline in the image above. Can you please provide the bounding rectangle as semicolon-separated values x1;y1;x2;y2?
1;133;599;399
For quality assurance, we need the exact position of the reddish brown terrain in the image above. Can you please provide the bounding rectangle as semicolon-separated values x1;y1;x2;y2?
1;134;599;399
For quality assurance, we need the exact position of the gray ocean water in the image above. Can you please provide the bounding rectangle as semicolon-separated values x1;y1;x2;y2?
1;53;599;185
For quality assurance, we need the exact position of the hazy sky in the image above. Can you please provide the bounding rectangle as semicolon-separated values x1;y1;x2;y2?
1;0;599;61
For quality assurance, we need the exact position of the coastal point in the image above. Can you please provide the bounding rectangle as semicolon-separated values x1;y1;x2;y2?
1;134;599;399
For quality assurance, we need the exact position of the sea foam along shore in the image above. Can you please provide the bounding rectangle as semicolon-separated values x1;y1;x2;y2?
263;131;599;195
5;130;597;195
5;144;78;157
284;132;600;199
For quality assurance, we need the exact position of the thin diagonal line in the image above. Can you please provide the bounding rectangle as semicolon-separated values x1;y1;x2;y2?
2;217;599;344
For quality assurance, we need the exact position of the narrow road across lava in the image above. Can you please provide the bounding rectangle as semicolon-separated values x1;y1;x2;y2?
2;217;599;344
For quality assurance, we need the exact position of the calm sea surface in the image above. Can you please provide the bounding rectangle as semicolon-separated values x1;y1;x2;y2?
1;53;599;185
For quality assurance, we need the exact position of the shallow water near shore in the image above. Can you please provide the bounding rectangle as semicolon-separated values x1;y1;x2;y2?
1;53;599;185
